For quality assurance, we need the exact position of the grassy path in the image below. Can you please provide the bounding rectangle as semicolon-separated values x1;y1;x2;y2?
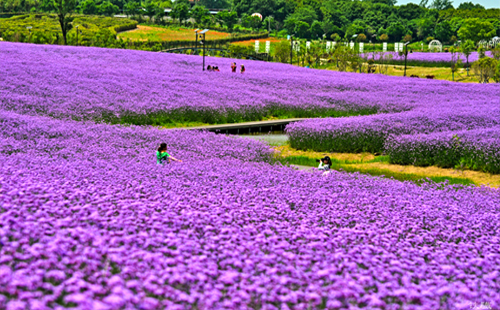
273;145;500;187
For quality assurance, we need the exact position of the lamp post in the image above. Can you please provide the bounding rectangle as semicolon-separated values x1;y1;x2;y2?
290;35;293;65
267;16;273;33
26;26;32;43
194;29;199;54
403;41;411;77
199;29;209;71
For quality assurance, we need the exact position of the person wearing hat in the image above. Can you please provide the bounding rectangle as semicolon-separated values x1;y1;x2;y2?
318;156;332;172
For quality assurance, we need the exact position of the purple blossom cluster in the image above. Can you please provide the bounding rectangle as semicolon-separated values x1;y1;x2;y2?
0;42;497;126
385;126;500;174
363;51;493;64
2;111;500;309
286;108;500;153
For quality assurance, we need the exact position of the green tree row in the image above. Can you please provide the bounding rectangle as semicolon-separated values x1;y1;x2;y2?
2;0;499;44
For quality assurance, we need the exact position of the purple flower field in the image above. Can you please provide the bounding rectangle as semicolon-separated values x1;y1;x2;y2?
0;42;498;126
385;127;500;173
286;108;500;154
1;110;500;309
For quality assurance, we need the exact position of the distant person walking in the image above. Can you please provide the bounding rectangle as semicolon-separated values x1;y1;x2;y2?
231;63;237;73
240;65;245;73
156;143;182;165
207;65;212;71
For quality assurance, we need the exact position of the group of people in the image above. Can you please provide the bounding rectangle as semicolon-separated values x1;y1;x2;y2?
206;65;220;72
206;63;245;73
231;62;245;73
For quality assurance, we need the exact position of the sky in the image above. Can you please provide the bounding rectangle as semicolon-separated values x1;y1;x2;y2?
396;0;499;9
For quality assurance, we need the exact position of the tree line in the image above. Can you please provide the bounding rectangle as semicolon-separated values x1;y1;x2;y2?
1;0;499;44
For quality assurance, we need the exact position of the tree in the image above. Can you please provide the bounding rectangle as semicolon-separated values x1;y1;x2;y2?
345;19;367;39
216;11;238;32
274;40;290;63
124;2;141;17
429;0;453;10
434;20;453;43
457;2;485;10
472;57;498;83
294;21;310;38
417;17;435;40
310;20;323;39
289;5;317;25
458;18;496;43
190;5;209;25
243;15;262;31
494;61;500;83
398;3;425;20
54;0;76;45
98;1;119;16
144;2;157;22
357;33;366;42
171;2;190;25
461;39;474;75
80;0;97;15
387;22;405;42
449;46;462;81
403;34;412;42
379;33;389;41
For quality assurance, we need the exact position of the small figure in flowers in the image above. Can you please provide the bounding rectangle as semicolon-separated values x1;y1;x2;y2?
317;156;332;176
240;65;245;73
157;143;182;165
231;63;237;72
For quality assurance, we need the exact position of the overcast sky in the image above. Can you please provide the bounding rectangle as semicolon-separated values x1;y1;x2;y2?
396;0;499;9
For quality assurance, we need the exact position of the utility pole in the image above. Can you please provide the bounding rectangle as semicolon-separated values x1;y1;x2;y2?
290;35;293;65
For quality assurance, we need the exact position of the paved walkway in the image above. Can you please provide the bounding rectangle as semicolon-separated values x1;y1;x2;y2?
177;118;307;131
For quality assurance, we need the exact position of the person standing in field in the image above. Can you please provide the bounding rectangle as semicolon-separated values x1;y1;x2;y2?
231;63;237;72
240;65;245;73
157;143;182;165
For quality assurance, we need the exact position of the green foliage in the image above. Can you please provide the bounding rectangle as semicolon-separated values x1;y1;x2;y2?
171;2;190;25
294;21;309;38
434;20;453;43
190;5;209;24
98;1;119;17
472;57;499;83
1;0;499;44
242;15;261;31
357;33;367;42
79;0;97;15
457;18;496;43
274;39;290;63
0;14;137;46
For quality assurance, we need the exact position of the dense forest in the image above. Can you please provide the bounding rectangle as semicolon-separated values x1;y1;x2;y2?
1;0;499;43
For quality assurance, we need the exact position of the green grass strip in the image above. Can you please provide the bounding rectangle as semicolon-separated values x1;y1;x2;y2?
277;155;475;187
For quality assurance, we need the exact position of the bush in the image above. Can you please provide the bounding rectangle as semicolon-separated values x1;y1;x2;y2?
472;57;498;83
